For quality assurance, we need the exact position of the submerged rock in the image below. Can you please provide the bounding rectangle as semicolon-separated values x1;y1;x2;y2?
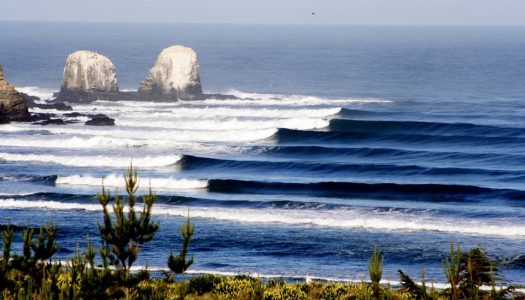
139;45;203;99
20;93;73;111
34;118;75;126
0;64;31;123
85;114;115;126
62;51;118;93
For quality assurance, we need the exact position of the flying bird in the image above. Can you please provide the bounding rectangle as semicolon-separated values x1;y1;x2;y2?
312;12;316;15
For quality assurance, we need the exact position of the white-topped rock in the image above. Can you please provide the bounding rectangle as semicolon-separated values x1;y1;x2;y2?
62;51;118;93
139;45;202;98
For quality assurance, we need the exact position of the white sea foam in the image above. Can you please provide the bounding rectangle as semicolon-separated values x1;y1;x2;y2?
91;91;392;107
0;192;37;197
165;107;342;118
0;123;47;133
116;117;329;131
205;89;393;106
0;152;181;168
16;86;56;102
1;121;278;145
29;107;75;115
72;106;342;119
55;174;208;190
2;199;523;238
21;126;277;143
153;205;525;237
0;135;148;149
0;199;102;211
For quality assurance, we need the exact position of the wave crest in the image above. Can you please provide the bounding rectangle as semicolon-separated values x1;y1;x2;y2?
55;174;208;190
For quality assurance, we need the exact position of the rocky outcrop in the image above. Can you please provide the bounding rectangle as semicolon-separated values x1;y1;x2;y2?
85;114;115;126
62;51;118;93
0;65;31;122
21;93;73;111
139;45;203;99
54;47;234;102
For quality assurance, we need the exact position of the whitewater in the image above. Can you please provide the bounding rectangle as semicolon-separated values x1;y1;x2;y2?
1;87;524;284
1;23;525;285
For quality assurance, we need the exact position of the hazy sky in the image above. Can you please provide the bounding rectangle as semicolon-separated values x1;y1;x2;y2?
1;0;524;25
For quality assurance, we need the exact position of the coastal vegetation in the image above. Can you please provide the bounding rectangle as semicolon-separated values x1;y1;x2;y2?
0;166;522;299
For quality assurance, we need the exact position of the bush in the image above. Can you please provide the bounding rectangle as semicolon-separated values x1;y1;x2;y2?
319;283;348;300
263;283;307;300
188;274;224;295
368;245;383;299
214;277;265;300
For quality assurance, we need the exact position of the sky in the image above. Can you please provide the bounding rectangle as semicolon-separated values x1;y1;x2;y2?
1;0;524;25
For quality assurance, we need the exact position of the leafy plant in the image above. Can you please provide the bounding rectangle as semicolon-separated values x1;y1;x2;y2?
188;274;223;295
167;214;195;278
368;245;383;299
10;221;59;286
0;225;15;292
97;164;160;276
398;269;438;300
442;242;461;299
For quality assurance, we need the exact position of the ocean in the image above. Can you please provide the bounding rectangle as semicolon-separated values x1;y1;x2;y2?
1;21;524;284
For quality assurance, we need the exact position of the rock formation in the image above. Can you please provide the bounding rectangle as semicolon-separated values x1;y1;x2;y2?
54;47;233;102
85;114;115;126
139;45;203;99
62;51;118;93
0;64;31;122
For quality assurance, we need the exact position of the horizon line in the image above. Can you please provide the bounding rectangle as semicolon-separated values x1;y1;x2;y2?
1;19;525;27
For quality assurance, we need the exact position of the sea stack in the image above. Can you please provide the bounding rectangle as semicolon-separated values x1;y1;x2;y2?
62;51;118;93
139;45;203;99
0;64;31;123
55;51;118;102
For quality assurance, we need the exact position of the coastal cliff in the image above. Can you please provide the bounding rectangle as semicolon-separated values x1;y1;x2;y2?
0;64;30;122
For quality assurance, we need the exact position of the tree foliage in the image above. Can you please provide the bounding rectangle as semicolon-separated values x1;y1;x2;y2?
97;164;160;275
368;245;383;299
167;214;194;276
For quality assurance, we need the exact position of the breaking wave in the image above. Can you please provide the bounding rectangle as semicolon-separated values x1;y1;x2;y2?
0;152;181;168
1;198;523;237
55;174;208;190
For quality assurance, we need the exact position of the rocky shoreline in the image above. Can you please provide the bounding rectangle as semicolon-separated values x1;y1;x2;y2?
0;65;30;123
52;90;235;103
1;44;237;125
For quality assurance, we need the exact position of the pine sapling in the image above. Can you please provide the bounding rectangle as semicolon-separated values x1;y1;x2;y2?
97;164;160;276
1;225;14;270
368;245;383;299
167;214;194;279
0;225;14;291
443;242;461;300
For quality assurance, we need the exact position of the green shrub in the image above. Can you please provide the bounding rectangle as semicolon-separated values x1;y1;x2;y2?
214;277;263;300
188;274;224;295
442;242;461;300
319;283;348;300
368;245;383;299
263;283;306;300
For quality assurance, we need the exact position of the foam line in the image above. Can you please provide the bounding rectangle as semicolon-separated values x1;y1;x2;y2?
55;174;208;190
2;199;523;237
0;152;181;168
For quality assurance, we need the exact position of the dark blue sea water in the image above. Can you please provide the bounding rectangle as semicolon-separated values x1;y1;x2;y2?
1;21;525;285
